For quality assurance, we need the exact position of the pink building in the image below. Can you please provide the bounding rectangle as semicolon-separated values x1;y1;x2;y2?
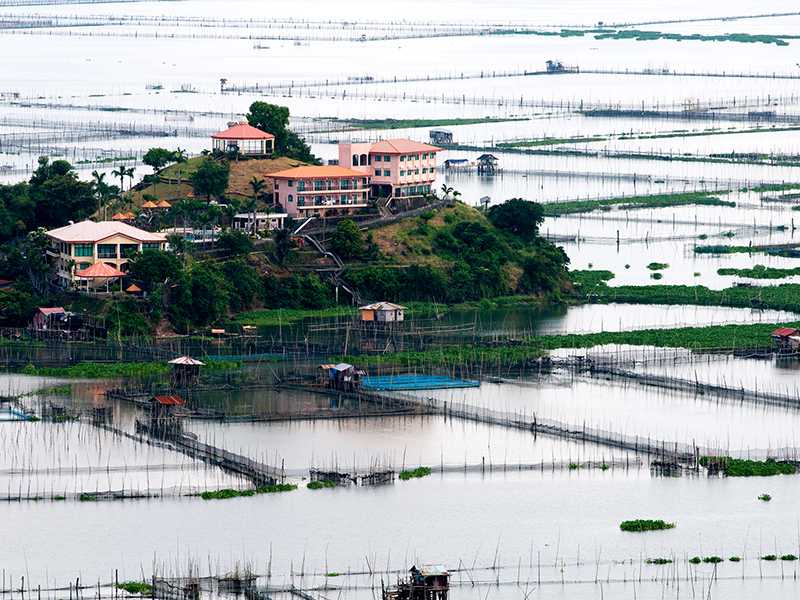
269;166;371;218
338;139;442;201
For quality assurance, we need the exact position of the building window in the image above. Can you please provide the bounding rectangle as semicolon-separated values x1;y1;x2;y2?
384;170;390;176
315;195;323;205
78;262;91;271
288;180;293;187
315;181;323;191
341;180;351;190
422;153;427;159
360;154;367;166
352;154;358;167
374;155;381;162
143;242;160;250
362;178;367;185
297;181;305;191
414;154;419;160
415;169;419;174
422;168;427;174
400;170;405;176
430;168;435;174
74;243;92;257
288;194;293;202
401;187;408;196
97;244;116;258
400;155;405;162
424;184;430;194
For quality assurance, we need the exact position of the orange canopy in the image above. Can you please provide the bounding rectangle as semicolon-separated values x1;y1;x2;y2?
75;262;127;278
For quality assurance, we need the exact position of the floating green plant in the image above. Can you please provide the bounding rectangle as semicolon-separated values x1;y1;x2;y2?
762;555;778;561
703;556;723;563
116;582;154;596
729;556;741;562
646;558;672;564
619;519;675;532
399;467;432;480
647;262;669;271
689;557;701;564
758;493;772;501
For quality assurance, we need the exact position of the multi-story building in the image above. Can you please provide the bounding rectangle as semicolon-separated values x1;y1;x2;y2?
45;220;167;287
338;138;442;201
269;166;371;218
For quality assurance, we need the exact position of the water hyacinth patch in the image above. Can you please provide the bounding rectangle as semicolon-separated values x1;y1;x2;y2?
619;519;675;532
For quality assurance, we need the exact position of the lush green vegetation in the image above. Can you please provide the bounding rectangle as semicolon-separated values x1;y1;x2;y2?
762;555;778;561
307;480;336;489
647;262;669;271
200;483;297;500
569;270;615;289
236;306;358;326
348;201;569;303
497;135;605;148
758;493;772;501
22;360;240;379
729;556;741;562
782;555;798;561
717;265;800;280
619;519;675;532
519;28;794;46
689;557;701;564
116;582;154;596
542;191;731;216
694;245;756;255
577;282;800;315
247;102;320;164
316;117;526;133
703;556;723;563
700;457;796;477
399;467;432;480
646;558;672;564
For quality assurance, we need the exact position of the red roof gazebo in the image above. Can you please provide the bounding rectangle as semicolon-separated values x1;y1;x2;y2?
211;119;275;156
75;262;127;292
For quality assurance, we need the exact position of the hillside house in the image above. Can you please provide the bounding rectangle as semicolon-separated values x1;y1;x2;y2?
45;221;166;287
771;327;800;353
232;212;288;233
338;138;442;201
211;118;275;156
270;166;371;218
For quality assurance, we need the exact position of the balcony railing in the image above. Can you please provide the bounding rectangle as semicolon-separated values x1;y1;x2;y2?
97;253;118;259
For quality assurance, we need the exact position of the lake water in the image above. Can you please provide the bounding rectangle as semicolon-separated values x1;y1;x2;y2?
3;2;800;598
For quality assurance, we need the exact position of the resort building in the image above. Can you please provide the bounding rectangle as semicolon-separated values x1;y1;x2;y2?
45;220;167;287
338;138;442;201
269;166;371;218
211;118;275;156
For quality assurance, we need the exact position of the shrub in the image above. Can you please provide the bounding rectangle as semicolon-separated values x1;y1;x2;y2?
703;556;723;563
646;262;669;271
689;557;701;564
116;582;154;596
762;555;777;561
758;493;772;501
781;554;798;561
729;556;741;562
647;558;672;564
619;519;675;532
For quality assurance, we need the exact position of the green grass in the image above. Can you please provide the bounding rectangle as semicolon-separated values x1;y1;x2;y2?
21;360;240;379
116;582;154;596
646;263;669;271
79;493;97;501
542;191;731;216
235;306;358;326
497;135;606;148
399;466;432;480
307;480;337;489
313;116;527;133
619;519;675;532
759;493;772;501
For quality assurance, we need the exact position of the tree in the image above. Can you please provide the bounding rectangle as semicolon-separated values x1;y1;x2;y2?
128;249;182;283
192;158;229;202
247;176;267;236
0;289;39;326
142;148;174;198
246;101;321;164
29;158;94;228
218;228;254;257
486;198;545;243
271;227;292;265
247;102;290;153
188;262;230;327
111;165;135;200
330;219;363;260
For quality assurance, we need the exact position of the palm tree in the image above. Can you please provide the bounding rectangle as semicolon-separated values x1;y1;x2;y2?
441;184;454;200
111;166;126;199
171;148;188;196
205;204;222;248
248;176;266;236
91;170;107;218
125;167;136;202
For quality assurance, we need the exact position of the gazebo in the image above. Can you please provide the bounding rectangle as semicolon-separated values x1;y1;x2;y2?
142;200;158;211
156;200;172;209
74;262;127;292
211;118;275;156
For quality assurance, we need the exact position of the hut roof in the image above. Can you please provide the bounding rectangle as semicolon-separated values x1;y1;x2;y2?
125;284;141;292
111;212;127;220
157;200;172;208
151;395;185;405
142;201;158;208
359;302;407;311
75;262;127;278
411;565;449;577
168;356;205;365
772;327;798;337
38;307;66;315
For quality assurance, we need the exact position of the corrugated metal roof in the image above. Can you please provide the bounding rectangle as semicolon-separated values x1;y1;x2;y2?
772;327;798;337
168;356;205;365
333;363;353;371
38;307;66;315
151;395;185;405
360;302;407;311
411;565;448;577
318;364;337;369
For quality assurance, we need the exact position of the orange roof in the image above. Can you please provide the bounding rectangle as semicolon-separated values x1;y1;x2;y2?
142;201;158;208
211;123;275;141
111;212;126;220
126;284;141;292
370;138;442;154
268;166;370;180
46;220;166;244
157;200;172;208
124;212;136;219
75;262;127;278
